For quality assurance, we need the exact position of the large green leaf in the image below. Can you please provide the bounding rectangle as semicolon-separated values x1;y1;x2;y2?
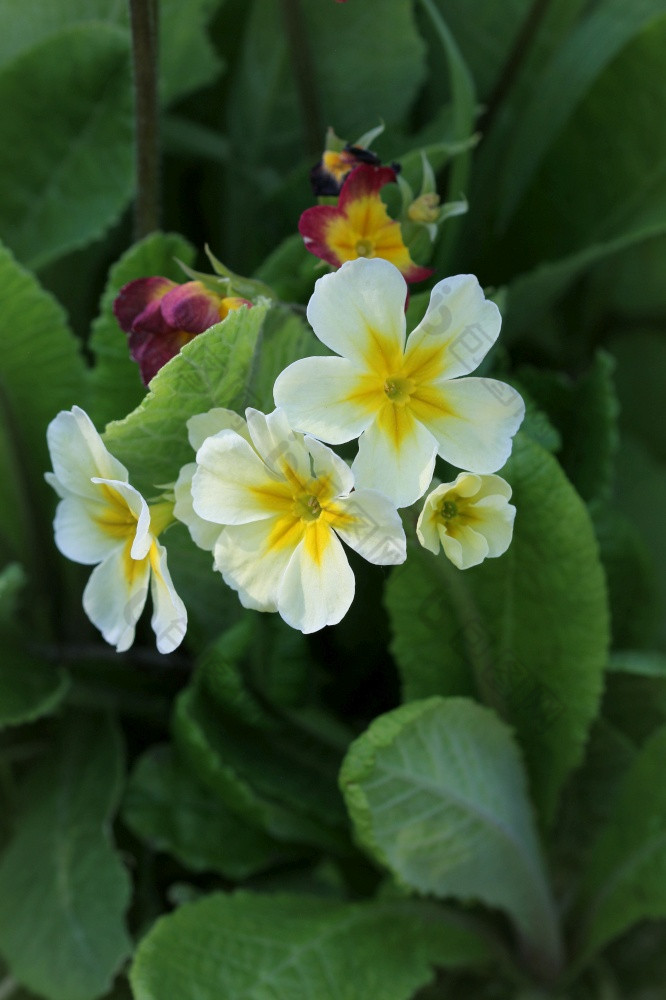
103;303;267;495
0;713;131;1000
88;232;196;429
130;892;489;1000
123;744;301;880
173;654;350;853
340;697;563;979
0;241;86;576
573;723;666;963
0;25;134;269
385;434;609;822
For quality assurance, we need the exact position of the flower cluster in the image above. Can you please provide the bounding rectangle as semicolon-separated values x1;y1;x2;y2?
46;256;523;652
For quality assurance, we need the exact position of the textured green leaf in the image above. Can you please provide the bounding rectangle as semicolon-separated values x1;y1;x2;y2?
0;25;134;268
88;232;196;430
498;0;666;227
245;304;326;413
340;697;562;976
574;723;666;962
130;892;489;1000
173;660;350;853
0;637;69;731
0;241;86;574
0;713;131;1000
103;302;267;494
386;434;609;821
123;744;300;879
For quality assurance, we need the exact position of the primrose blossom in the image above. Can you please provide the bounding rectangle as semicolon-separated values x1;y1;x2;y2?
417;473;516;569
46;406;186;653
188;406;406;634
274;257;524;508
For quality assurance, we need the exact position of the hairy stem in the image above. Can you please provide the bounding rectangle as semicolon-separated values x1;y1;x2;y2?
129;0;160;237
280;0;322;157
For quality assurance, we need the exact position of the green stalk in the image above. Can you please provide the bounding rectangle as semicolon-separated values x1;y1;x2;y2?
129;0;160;237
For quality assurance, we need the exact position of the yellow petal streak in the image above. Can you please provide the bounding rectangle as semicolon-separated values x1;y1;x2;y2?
94;484;137;540
376;402;418;452
121;537;148;586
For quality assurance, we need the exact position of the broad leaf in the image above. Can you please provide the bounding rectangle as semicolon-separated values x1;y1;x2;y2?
0;713;131;1000
386;434;609;821
103;303;268;495
340;696;563;978
173;648;350;854
0;241;86;575
88;232;196;429
123;744;301;879
130;892;490;1000
0;25;134;268
574;723;666;963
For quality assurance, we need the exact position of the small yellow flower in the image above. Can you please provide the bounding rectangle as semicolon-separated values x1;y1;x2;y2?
417;473;516;569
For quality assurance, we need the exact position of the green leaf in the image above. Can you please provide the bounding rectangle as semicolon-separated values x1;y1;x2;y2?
574;722;666;963
103;302;268;495
385;434;609;822
130;892;490;1000
0;713;131;1000
246;304;326;413
340;696;562;977
609;651;666;677
607;329;666;464
173;658;350;854
0;563;24;622
497;0;666;227
88;232;196;430
0;240;86;575
123;744;300;880
0;24;134;268
0;637;69;731
518;352;619;503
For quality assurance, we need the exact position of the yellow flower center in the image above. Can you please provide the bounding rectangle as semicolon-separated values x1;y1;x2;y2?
439;498;459;521
355;238;374;257
294;493;322;522
384;375;415;406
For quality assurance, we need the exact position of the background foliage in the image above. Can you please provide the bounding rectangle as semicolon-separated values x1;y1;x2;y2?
1;1;665;997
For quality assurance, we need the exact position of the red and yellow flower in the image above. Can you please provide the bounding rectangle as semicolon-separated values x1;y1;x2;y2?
298;164;433;284
114;277;249;385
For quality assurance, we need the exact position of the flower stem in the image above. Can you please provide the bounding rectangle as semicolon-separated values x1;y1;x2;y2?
280;0;322;157
129;0;160;237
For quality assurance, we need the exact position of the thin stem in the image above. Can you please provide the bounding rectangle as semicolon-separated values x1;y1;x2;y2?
280;0;323;157
129;0;160;237
0;977;19;1000
478;0;553;136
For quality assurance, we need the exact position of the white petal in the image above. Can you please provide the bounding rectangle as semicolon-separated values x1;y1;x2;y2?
173;463;221;551
304;436;355;498
149;541;187;653
425;377;525;473
273;356;377;445
351;412;438;508
47;407;128;500
245;407;312;484
329;489;406;565
277;527;354;633
441;523;489;570
306;258;407;370
415;489;444;555
406;274;501;379
193;432;287;525
82;543;150;652
213;519;297;612
186;408;249;451
470;496;516;558
53;495;124;565
45;471;67;499
91;478;152;560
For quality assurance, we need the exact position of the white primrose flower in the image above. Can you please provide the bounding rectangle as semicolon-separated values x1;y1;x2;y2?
190;407;407;634
45;406;186;653
417;473;516;570
273;257;524;508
